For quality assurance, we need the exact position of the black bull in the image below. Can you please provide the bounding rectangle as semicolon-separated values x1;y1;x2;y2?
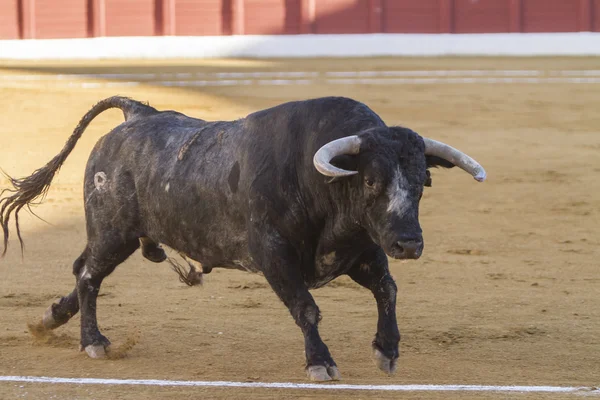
0;96;486;381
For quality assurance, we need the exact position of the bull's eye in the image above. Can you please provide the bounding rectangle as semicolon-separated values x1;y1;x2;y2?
365;178;375;187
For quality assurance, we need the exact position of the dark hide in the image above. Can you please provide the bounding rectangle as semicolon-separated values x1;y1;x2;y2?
0;96;455;380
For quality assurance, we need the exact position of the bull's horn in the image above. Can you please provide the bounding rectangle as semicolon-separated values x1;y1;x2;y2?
313;136;361;177
423;137;487;182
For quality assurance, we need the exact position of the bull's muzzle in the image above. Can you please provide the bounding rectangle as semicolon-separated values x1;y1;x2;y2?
389;239;423;260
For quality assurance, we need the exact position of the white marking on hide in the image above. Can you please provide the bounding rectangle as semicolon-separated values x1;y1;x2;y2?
304;307;318;325
165;183;170;192
94;172;107;191
386;169;410;217
80;266;91;280
321;252;336;266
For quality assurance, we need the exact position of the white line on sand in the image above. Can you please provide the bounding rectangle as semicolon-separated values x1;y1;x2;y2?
325;77;600;84
3;70;600;81
0;376;598;394
3;76;600;90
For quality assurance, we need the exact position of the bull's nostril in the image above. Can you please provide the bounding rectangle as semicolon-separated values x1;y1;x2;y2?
393;239;423;259
395;242;405;254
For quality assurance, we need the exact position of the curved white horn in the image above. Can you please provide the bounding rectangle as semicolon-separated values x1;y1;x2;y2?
423;138;487;182
313;136;361;177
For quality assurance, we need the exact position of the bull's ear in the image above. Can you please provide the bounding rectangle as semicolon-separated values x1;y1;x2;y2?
425;156;454;187
424;170;432;187
426;155;455;169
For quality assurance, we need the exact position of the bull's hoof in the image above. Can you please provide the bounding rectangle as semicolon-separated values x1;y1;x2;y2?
41;305;59;330
372;347;397;375
306;365;342;382
83;344;109;359
142;244;167;263
187;269;203;286
80;334;111;359
326;365;342;381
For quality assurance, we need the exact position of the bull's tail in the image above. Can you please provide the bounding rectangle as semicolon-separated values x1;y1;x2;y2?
0;96;157;256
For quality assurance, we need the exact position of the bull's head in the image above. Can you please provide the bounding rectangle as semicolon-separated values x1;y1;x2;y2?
313;127;486;260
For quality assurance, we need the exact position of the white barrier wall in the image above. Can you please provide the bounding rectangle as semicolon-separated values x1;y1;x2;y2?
1;33;600;60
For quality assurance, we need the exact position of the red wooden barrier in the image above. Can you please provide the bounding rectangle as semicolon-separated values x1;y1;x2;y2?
99;0;156;36
243;0;301;35
383;0;441;33
454;0;511;33
22;0;88;39
158;0;224;36
0;0;596;40
439;0;453;33
314;0;369;34
368;0;382;33
0;0;20;39
579;0;592;31
508;0;522;32
595;0;600;31
522;0;579;32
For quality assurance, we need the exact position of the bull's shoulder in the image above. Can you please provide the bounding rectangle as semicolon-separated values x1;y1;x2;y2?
245;96;373;120
242;97;384;140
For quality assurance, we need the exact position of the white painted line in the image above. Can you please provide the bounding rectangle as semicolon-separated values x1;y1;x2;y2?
325;70;546;77
556;70;600;76
76;71;319;79
2;78;600;90
158;79;254;87
326;77;600;84
214;71;319;78
4;70;600;82
256;79;313;85
3;72;600;90
0;376;598;394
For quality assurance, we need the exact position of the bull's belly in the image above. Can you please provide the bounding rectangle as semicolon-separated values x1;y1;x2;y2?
150;224;257;273
181;254;260;275
139;185;252;272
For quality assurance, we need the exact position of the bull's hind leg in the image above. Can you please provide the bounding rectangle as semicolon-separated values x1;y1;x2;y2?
41;252;86;330
42;289;79;330
77;234;140;358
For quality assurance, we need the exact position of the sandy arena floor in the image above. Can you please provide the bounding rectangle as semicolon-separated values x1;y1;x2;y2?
0;57;599;399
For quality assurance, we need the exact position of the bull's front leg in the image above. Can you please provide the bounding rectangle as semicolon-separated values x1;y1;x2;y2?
347;246;400;375
262;261;341;381
249;230;340;381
